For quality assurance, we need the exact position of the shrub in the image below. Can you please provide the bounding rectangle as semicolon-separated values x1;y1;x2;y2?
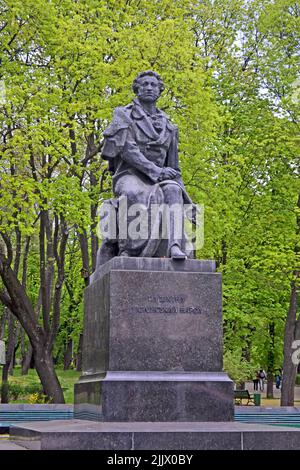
8;383;24;400
0;383;24;400
28;392;51;404
223;350;254;388
0;382;44;401
24;384;44;395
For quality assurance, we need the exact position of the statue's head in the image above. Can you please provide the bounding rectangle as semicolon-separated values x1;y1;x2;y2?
132;70;164;103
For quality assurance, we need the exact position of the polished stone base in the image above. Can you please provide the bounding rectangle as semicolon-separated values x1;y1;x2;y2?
81;258;224;374
10;419;300;450
75;372;233;422
75;257;234;422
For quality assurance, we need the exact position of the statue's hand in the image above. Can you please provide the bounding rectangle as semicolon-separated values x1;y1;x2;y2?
159;167;178;181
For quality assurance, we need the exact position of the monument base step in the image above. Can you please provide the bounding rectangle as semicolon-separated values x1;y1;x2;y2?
74;371;233;422
9;419;300;450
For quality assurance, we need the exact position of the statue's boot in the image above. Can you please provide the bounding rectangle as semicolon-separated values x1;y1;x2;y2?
119;250;130;257
170;244;187;260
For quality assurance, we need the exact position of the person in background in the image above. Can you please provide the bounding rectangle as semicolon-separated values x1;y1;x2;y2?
253;370;259;391
258;368;266;391
275;369;282;389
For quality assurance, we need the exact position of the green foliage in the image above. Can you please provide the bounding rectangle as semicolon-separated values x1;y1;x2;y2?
188;0;300;371
0;0;299;391
223;350;255;387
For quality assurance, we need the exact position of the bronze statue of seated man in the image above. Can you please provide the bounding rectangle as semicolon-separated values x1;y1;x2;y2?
96;70;196;267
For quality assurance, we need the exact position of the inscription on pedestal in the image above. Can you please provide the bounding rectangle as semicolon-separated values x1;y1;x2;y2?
131;294;202;314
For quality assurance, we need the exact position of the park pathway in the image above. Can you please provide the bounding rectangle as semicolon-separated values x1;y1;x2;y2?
245;382;300;402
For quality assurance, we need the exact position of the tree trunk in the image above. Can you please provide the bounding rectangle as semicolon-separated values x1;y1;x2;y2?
21;343;33;375
78;231;90;287
8;349;15;376
63;339;73;370
0;254;65;403
33;344;65;403
281;279;299;406
281;194;300;405
8;322;21;376
266;322;275;399
1;313;15;403
76;334;83;372
266;372;274;399
90;172;98;272
0;307;8;340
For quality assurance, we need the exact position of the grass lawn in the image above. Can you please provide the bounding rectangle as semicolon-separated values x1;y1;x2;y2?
0;367;80;404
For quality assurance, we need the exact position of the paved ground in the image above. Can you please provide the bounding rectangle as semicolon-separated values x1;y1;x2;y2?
0;436;26;450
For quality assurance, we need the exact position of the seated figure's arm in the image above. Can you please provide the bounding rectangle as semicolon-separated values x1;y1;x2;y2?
166;127;180;171
122;127;163;182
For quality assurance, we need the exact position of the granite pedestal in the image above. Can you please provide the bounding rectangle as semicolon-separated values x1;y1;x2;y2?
74;258;234;422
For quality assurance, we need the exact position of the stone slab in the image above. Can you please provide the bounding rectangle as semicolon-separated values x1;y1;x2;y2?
90;257;216;284
75;372;233;422
10;419;300;450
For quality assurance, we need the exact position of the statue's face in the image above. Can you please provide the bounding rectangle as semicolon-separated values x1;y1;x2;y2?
136;75;161;103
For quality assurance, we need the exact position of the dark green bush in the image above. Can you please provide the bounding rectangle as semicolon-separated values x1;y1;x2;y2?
4;383;24;400
296;375;300;386
0;382;43;400
24;383;43;395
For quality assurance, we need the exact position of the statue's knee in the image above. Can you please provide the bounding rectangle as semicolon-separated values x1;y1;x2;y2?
162;184;182;200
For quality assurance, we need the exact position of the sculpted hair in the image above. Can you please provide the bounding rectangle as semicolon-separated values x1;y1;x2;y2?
132;70;165;95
